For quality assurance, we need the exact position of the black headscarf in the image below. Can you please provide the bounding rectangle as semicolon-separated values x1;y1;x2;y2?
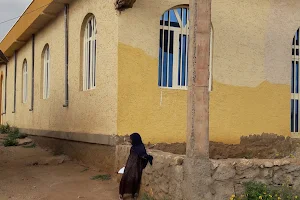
130;133;143;146
130;133;153;167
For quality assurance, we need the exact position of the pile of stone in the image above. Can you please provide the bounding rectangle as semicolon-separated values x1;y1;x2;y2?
17;137;33;146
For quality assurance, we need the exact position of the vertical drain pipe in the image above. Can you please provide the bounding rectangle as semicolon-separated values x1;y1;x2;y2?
63;4;69;108
1;63;7;115
29;34;35;111
12;51;17;113
4;63;7;114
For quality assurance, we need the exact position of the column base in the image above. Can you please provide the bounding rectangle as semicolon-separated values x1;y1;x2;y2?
183;157;213;200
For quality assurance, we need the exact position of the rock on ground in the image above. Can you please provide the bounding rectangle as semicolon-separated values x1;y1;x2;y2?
17;138;33;146
27;155;71;166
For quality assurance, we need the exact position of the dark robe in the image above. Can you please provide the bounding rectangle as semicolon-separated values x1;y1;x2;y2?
119;133;153;197
119;148;144;196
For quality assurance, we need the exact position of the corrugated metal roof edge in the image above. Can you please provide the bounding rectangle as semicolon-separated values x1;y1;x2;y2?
0;0;73;58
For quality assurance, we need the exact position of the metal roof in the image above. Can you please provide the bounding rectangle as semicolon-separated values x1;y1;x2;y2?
0;0;73;58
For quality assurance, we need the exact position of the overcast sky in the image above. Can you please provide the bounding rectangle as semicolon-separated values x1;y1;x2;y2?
0;0;32;42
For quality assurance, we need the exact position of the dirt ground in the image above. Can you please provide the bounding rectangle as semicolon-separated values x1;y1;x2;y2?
0;142;119;200
147;133;300;159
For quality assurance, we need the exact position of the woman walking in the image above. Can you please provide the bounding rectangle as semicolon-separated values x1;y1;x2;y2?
119;133;153;200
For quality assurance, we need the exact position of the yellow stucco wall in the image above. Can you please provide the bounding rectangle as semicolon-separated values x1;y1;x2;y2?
209;81;290;144
117;0;295;144
117;44;291;144
1;0;298;145
117;0;189;143
2;0;118;136
118;43;187;143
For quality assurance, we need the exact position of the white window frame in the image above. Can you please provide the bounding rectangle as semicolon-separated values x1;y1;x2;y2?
291;28;300;136
43;46;50;99
22;60;28;103
158;8;213;91
158;7;189;90
83;15;97;91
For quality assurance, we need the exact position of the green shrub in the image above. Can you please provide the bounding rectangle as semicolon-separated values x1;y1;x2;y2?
23;143;36;148
9;127;27;139
0;123;11;134
2;127;28;147
90;174;111;181
231;182;300;200
3;137;18;147
141;194;155;200
244;182;271;199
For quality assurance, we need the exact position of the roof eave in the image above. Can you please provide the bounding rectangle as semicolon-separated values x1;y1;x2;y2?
0;0;74;58
0;50;8;64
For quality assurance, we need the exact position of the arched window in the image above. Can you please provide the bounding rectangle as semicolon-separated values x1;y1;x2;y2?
158;7;189;89
158;7;213;91
83;15;97;91
22;59;28;103
43;45;50;99
291;28;300;134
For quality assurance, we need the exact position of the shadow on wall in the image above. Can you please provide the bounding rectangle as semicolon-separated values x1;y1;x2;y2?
31;136;116;174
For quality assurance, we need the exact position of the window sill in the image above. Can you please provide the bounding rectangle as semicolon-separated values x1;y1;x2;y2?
159;86;187;91
159;87;213;92
82;87;96;92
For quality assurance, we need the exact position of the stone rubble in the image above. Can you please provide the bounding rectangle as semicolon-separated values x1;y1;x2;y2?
17;138;33;146
27;155;70;166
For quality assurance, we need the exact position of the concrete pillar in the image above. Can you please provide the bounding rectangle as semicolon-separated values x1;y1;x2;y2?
186;0;211;159
183;0;212;199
